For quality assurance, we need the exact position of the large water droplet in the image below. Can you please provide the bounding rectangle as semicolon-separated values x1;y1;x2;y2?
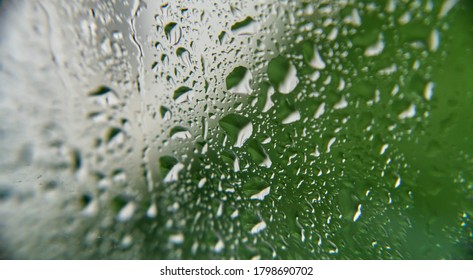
268;56;299;94
226;66;252;95
159;156;184;183
173;86;193;103
170;126;192;140
88;86;120;107
164;22;181;45
219;114;253;148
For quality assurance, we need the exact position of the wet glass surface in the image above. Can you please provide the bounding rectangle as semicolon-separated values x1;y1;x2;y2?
0;0;472;259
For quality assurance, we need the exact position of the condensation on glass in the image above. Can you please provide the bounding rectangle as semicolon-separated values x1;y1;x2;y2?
0;0;471;259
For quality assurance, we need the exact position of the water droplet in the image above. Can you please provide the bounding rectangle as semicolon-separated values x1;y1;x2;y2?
231;17;258;35
117;202;135;222
219;114;253;148
247;140;272;167
424;82;434;100
250;186;270;201
398;104;416;119
438;0;459;18
364;34;385;57
88;86;120;106
268;56;299;94
327;27;338;41
198;178;206;188
353;204;362;222
159;156;184;182
216;203;223;217
309;45;326;69
394;176;401;188
310;71;320;82
333;96;348;110
314;103;325;119
112;169;127;183
120;235;133;249
176;47;191;67
105;127;124;145
398;12;412;25
386;0;396;13
337;79;346;91
164;22;181;45
230;210;239;219
226;66;252;95
344;8;361;26
326;137;336;153
380;144;389;155
214;239;225;252
170;126;192;140
327;240;339;254
261;137;271;144
160;106;172;121
233;156;240;172
173;86;193;103
169;233;184;244
147;203;157;218
82;198;98;217
250;220;267;235
218;31;227;44
262;85;275;113
282;110;301;124
428;29;440;52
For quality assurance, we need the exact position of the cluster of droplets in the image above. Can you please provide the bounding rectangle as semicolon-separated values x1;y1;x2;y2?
0;0;471;259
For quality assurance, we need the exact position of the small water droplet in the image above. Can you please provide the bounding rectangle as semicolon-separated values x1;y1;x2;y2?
160;106;172;121
120;235;133;249
250;220;267;235
117;202;135;222
394;176;401;188
344;8;361;26
380;144;389;155
353;204;362;222
364;34;385;57
250;186;270;201
198;178;206;188
424;82;434;100
309;45;326;69
231;209;239;219
169;233;184;244
428;29;440;52
398;12;412;25
176;47;191;67
326;137;336;153
398;104;416;119
314;103;325;119
333;96;348;110
147;203;157;218
207;239;222;254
